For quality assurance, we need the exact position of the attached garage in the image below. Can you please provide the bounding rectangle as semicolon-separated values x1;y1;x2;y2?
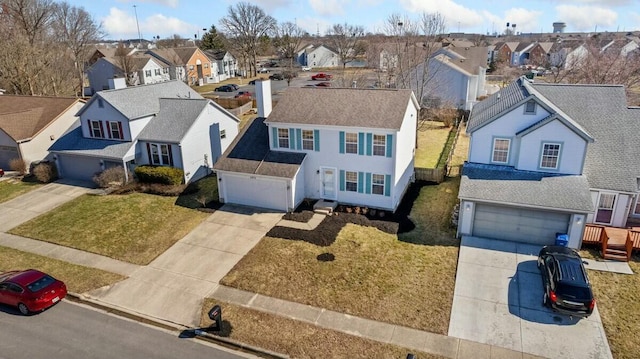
57;155;103;181
472;203;570;245
0;145;19;169
221;174;289;211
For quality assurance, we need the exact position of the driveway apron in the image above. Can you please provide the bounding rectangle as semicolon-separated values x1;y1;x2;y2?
87;205;283;327
448;236;612;359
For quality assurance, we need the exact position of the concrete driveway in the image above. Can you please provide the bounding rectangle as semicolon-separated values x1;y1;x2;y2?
87;204;283;327
448;236;612;359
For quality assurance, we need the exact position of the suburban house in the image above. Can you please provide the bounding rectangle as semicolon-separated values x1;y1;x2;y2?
146;47;214;86
489;42;517;64
49;80;239;183
0;96;84;170
548;39;588;69
298;44;339;68
85;54;171;95
203;50;237;82
410;46;488;110
457;76;640;249
214;80;420;212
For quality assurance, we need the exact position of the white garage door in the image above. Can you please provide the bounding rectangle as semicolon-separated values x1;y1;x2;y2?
473;204;570;245
224;175;287;211
58;155;102;181
0;145;19;169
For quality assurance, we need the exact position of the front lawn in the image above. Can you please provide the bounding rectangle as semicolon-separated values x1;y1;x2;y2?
415;121;453;168
200;299;445;359
9;193;208;265
0;180;41;203
0;246;124;293
220;178;460;334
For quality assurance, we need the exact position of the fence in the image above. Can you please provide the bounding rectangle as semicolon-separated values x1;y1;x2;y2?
205;97;253;117
415;167;445;182
414;118;464;183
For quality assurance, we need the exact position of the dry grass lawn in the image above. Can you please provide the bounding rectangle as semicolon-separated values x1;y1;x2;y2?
200;299;446;359
415;121;453;168
9;193;208;265
0;246;124;293
450;124;470;167
221;179;460;334
0;179;41;203
579;251;640;359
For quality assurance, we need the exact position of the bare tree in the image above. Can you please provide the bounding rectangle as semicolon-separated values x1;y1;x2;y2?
219;2;276;77
325;23;367;69
3;0;55;45
157;34;186;48
273;21;304;85
114;43;137;86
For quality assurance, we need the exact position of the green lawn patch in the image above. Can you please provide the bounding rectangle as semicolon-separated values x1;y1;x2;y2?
415;121;452;168
0;180;41;203
9;193;208;265
0;246;124;293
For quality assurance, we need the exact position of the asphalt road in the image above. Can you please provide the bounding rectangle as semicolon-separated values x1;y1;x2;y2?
0;301;251;359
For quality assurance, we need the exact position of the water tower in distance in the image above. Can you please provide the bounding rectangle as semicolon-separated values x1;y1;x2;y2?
553;22;566;33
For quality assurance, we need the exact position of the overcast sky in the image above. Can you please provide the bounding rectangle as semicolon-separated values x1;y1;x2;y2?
66;0;640;40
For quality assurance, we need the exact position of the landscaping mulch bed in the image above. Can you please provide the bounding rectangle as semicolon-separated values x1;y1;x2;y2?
282;199;316;222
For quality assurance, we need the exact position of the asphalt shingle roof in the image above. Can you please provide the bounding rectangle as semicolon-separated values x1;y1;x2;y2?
467;77;530;132
0;96;82;141
48;127;134;159
459;163;594;212
137;98;208;142
266;88;415;130
214;117;305;179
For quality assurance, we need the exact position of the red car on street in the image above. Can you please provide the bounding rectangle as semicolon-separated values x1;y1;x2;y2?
0;269;67;315
311;72;333;80
234;91;252;99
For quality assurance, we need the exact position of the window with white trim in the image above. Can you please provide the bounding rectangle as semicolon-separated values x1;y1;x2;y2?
150;143;172;166
345;132;358;154
372;174;385;195
540;143;561;169
163;68;169;74
108;121;122;139
345;171;358;192
89;120;103;138
492;138;510;163
524;100;536;114
278;128;289;148
204;63;209;68
302;130;314;150
373;135;386;156
145;70;152;77
596;193;616;224
154;69;161;76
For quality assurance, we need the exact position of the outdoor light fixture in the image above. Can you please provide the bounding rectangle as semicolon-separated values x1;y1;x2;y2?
465;203;471;211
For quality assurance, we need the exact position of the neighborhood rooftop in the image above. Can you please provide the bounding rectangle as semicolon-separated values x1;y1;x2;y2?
137;98;209;143
0;96;81;141
266;87;416;130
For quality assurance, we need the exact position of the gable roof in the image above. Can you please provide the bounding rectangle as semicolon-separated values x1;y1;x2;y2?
48;126;135;159
266;88;417;130
137;98;209;143
170;47;200;64
0;96;83;142
467;78;530;131
435;46;488;75
214;117;306;178
145;48;185;66
78;80;202;120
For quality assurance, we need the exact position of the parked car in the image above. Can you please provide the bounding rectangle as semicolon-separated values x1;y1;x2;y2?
538;246;595;318
269;73;284;81
215;85;234;92
234;91;252;99
228;84;240;91
301;66;312;71
258;67;270;73
0;269;67;315
311;72;333;80
315;82;331;87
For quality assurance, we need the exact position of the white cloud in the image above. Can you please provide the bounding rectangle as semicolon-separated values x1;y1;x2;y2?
102;7;195;40
555;5;617;31
143;14;197;38
399;0;484;30
550;0;630;6
115;0;179;8
246;0;292;11
309;0;344;16
502;8;544;33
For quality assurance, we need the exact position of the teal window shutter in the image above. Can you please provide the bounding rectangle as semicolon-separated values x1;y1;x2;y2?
289;128;295;149
296;129;302;150
271;127;278;148
339;170;345;191
366;133;373;156
358;132;365;155
365;172;372;194
384;174;391;196
386;134;393;157
339;131;345;154
314;129;320;151
358;172;364;193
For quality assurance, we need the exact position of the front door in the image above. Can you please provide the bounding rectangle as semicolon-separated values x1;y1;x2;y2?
595;192;616;224
320;167;337;200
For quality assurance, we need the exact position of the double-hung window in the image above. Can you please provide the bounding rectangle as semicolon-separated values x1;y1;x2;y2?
345;171;358;192
108;121;123;139
540;143;561;169
302;130;314;150
89;120;103;138
492;138;510;163
145;70;152;77
372;174;385;195
154;69;161;76
373;135;386;156
278;128;289;148
150;143;172;166
345;133;358;154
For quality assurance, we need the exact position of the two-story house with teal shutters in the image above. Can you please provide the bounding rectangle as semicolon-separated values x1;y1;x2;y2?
214;80;420;212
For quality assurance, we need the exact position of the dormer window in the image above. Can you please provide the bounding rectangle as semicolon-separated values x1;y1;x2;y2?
107;121;123;140
89;120;104;138
524;100;536;114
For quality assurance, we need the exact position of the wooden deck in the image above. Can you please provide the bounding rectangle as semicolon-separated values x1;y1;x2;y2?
582;224;640;261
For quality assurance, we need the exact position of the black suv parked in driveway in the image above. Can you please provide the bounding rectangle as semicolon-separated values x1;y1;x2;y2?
538;246;595;318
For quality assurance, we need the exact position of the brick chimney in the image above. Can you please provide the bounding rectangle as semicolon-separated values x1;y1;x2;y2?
255;79;272;117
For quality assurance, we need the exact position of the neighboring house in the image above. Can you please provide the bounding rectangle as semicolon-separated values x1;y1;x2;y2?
490;42;518;64
214;80;420;212
0;96;84;170
85;54;171;95
145;47;219;85
204;50;237;82
510;42;536;66
49;81;239;183
298;44;339;68
548;40;588;69
410;46;488;110
457;76;640;249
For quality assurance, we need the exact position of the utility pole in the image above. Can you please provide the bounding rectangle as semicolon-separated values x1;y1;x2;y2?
133;5;142;48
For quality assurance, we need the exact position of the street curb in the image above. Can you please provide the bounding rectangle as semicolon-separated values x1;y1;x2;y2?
66;292;289;359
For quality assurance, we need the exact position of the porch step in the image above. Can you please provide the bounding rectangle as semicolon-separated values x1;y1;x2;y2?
603;248;629;262
313;200;338;215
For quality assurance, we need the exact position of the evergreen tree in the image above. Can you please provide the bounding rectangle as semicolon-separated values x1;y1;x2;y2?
201;25;226;51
